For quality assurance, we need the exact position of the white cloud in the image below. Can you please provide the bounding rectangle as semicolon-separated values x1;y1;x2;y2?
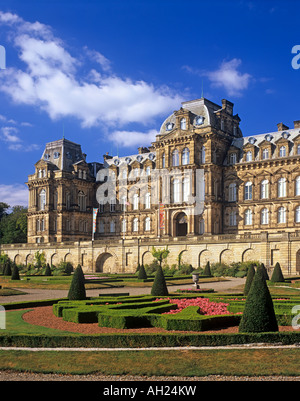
109;129;158;148
206;59;252;97
0;184;28;207
1;126;20;142
0;11;182;129
0;126;39;151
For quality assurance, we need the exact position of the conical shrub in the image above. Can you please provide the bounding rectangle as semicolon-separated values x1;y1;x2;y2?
11;264;20;280
4;262;12;276
239;265;278;333
271;262;285;283
137;264;147;280
203;261;212;277
244;264;255;296
44;263;52;276
151;265;168;296
67;264;86;300
260;262;269;281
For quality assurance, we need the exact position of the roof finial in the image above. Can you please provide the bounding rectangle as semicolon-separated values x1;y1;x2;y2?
63;123;65;139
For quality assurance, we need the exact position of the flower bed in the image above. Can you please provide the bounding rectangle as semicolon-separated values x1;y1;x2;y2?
156;297;231;315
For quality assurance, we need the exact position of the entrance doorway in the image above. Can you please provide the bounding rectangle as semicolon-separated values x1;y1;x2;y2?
175;212;188;237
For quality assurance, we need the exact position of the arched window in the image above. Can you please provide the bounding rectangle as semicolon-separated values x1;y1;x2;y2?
172;149;179;166
261;208;269;225
278;207;286;223
145;192;151;209
133;217;138;232
246;151;252;162
278;177;287;197
78;191;86;211
245;209;252;225
182;148;190;165
261;179;269;199
279;146;286;157
229;183;237;202
121;195;127;211
173;178;180;203
200;146;205;163
183;177;190;202
39;189;46;211
229;210;237;226
262;148;269;160
296;176;300;196
133;193;139;210
244;182;253;200
145;217;151;231
295;206;300;223
180;118;186;130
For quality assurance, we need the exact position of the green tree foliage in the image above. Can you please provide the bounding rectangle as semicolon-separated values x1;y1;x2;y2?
239;265;278;333
67;264;86;300
151;246;169;268
11;264;20;280
34;251;46;269
203;261;212;277
151;265;169;296
271;262;285;283
244;264;256;296
137;264;147;280
0;205;27;244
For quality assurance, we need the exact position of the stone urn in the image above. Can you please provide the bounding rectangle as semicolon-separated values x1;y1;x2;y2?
192;273;200;289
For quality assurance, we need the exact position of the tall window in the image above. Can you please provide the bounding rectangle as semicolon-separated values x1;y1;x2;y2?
229;210;237;226
39;189;46;211
229;183;237;202
244;182;253;200
296;176;300;196
53;191;58;210
110;220;115;233
278;207;286;223
78;191;86;211
121;219;126;233
245;209;252;225
261;208;269;225
172;149;179;166
279;146;286;157
183;177;190;202
261;179;269;199
145;217;151;231
246;151;252;162
133;193;139;210
180;118;186;130
99;220;105;233
173;178;180;203
110;198;116;212
199;218;205;234
230;153;237;164
162;153;165;168
297;144;300;155
146;166;151;176
278;177;287;197
66;192;71;210
182;148;190;165
133;218;138;232
145;192;151;209
295;206;300;223
121;195;127;211
262;148;269;160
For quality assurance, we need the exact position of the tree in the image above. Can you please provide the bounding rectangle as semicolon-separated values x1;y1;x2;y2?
137;264;147;280
0;205;27;244
44;263;52;276
3;261;12;276
271;262;285;283
11;264;20;280
151;246;169;268
0;202;10;220
34;251;46;269
239;265;278;333
67;264;86;300
151;265;169;296
260;262;269;281
244;264;255;296
203;261;212;277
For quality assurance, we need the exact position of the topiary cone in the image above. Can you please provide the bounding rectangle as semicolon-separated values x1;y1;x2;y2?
137;264;147;280
151;265;168;296
244;264;255;296
67;264;86;300
239;265;278;333
271;262;285;283
11;264;20;280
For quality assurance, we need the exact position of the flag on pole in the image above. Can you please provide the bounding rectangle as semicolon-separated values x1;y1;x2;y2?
159;203;165;229
92;208;98;239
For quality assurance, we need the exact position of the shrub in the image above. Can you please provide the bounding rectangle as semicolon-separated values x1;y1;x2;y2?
137;264;147;280
239;265;278;333
260;262;269;281
3;262;12;276
11;264;20;280
67;264;86;300
44;263;52;276
203;261;212;277
151;265;169;296
271;262;285;283
244;264;255;296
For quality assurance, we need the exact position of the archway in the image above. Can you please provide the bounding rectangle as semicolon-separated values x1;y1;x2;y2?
175;212;188;237
96;252;115;273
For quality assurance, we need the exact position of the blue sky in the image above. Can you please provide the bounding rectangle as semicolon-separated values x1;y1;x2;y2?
0;0;299;206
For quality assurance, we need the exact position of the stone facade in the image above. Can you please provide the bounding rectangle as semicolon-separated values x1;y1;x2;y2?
2;97;300;274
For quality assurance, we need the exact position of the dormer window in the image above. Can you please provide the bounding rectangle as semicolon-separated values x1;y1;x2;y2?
195;116;204;126
136;155;143;163
282;131;290;139
180;118;186;130
166;122;174;131
279;146;286;157
262;148;269;160
248;137;256;145
125;157;131;164
44;153;50;160
246;151;253;162
265;134;273;142
53;152;60;159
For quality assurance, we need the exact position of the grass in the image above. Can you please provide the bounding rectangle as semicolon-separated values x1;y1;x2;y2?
0;348;299;377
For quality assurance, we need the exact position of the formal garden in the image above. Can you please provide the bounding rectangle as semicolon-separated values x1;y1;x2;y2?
0;249;300;377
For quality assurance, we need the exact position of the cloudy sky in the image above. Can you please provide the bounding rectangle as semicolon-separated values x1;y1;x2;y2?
0;0;299;207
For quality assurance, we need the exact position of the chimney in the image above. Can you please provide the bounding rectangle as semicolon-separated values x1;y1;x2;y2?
277;122;289;131
294;120;300;129
221;99;233;115
138;147;149;154
103;152;113;160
